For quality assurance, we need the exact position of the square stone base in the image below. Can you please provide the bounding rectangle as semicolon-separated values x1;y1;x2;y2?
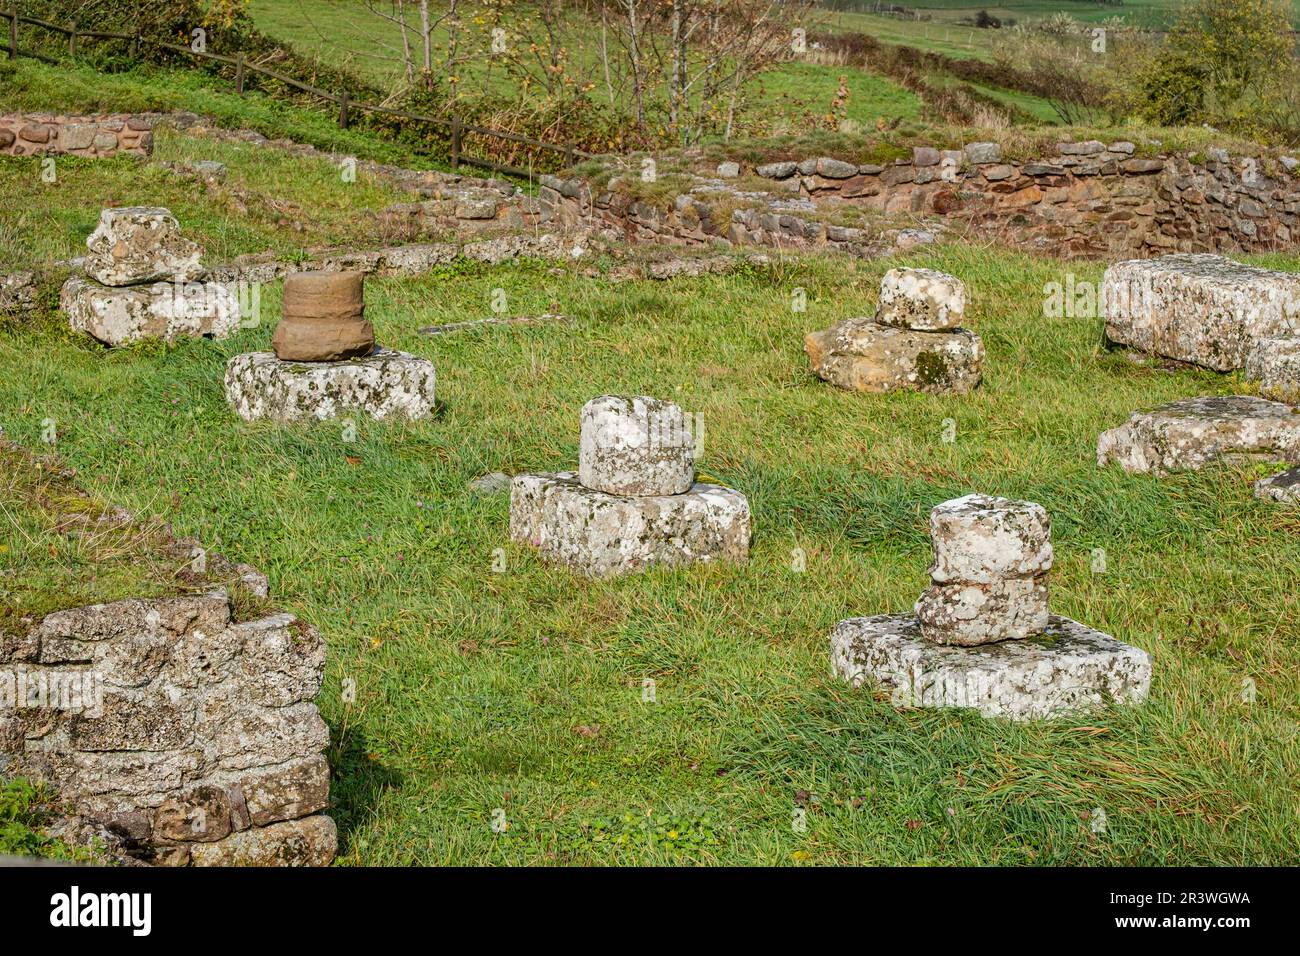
224;348;436;422
1097;395;1300;474
509;471;750;577
831;613;1151;720
62;275;241;347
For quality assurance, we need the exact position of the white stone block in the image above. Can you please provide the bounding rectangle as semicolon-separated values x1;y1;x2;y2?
84;206;203;286
578;395;695;496
62;275;240;347
876;267;966;331
926;493;1052;584
224;349;436;422
1097;395;1300;474
1244;336;1300;402
915;576;1050;646
1102;254;1300;371
509;471;749;577
830;613;1151;720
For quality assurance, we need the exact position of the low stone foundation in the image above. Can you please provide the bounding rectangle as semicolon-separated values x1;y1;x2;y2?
1097;395;1300;474
510;471;751;577
0;114;154;158
830;613;1152;721
224;349;438;423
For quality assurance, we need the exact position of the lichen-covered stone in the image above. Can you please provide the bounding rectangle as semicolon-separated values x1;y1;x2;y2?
188;815;337;867
3;591;335;866
509;471;749;577
224;348;436;422
1244;336;1300;402
830;613;1152;720
84;207;203;286
1254;466;1300;504
1102;255;1300;371
1097;395;1300;474
62;275;241;347
876;267;966;331
578;395;695;496
915;576;1050;646
804;318;983;395
926;493;1052;584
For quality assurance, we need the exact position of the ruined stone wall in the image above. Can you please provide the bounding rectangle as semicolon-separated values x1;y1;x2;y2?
541;142;1300;259
0;586;336;866
0;114;154;158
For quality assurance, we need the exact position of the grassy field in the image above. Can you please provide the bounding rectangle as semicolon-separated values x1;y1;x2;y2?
4;229;1300;863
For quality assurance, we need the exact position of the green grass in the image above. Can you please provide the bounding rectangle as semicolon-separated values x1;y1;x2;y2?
4;243;1300;865
748;61;923;132
0;777;96;861
0;57;448;173
0;126;415;273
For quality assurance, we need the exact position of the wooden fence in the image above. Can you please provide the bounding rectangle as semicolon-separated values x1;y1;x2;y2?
1;9;596;178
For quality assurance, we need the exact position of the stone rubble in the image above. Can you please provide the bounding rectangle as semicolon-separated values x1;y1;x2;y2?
510;397;750;577
1097;395;1300;474
61;207;240;347
805;267;983;394
1102;255;1300;371
831;495;1151;720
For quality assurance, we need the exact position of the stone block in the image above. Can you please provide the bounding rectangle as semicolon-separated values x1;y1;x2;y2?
830;614;1152;720
1254;466;1300;503
240;756;331;826
757;161;797;179
1244;336;1300;402
61;275;241;347
716;161;740;179
915;576;1050;646
876;267;966;331
804;319;983;395
223;349;437;423
1097;395;1300;474
84;207;203;286
188;815;337;866
1102;254;1300;371
964;142;1002;165
926;493;1052;584
509;472;750;577
579;395;695;496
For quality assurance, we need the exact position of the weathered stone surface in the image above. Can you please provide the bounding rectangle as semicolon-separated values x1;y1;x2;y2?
816;157;858;179
510;472;750;577
756;161;797;179
240;756;330;826
964;142;1002;165
1244;336;1300;402
926;493;1052;584
830;614;1152;720
1097;395;1300;474
224;348;436;422
915;576;1050;646
84;207;203;286
578;395;695;496
716;161;740;179
5;590;334;866
273;270;375;362
804;319;984;395
1102;254;1300;371
1254;466;1300;503
61;275;241;347
188;815;337;866
876;267;966;331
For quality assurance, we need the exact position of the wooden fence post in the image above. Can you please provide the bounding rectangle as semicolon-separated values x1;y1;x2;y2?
8;8;17;60
235;52;245;95
338;92;349;128
450;115;461;169
68;21;76;56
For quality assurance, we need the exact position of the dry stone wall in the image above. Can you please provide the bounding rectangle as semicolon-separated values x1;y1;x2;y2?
542;141;1300;259
0;114;154;158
